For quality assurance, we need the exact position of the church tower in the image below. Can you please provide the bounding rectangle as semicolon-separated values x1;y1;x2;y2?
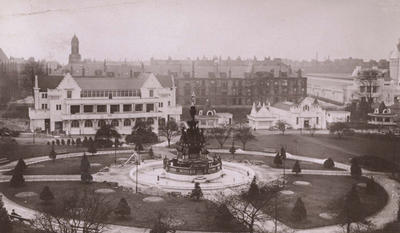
389;39;400;85
68;34;81;64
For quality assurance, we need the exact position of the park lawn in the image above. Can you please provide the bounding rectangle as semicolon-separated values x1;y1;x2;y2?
267;175;388;229
0;181;245;232
217;153;342;171
207;133;399;166
3;153;135;175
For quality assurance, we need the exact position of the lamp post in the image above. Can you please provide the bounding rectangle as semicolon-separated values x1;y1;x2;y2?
114;138;117;165
136;152;140;193
230;140;236;160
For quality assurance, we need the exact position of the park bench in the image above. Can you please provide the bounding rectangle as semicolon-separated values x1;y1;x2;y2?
0;157;10;165
9;213;32;224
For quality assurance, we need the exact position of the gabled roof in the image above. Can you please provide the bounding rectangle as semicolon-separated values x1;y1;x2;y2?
38;76;64;91
0;48;9;62
74;76;148;90
155;74;174;88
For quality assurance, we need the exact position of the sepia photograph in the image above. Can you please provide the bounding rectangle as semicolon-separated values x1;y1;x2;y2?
0;0;399;232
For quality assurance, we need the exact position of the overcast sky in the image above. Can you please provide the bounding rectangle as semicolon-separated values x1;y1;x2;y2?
1;0;400;64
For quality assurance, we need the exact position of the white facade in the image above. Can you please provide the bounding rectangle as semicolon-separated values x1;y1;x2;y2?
29;73;182;135
247;97;350;130
197;109;233;129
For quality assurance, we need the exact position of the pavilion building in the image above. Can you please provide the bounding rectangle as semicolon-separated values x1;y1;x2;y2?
28;73;182;135
247;97;350;130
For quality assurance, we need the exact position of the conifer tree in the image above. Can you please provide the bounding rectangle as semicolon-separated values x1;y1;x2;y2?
247;176;260;199
80;153;92;183
149;147;154;159
49;145;57;162
10;164;25;187
15;158;27;172
292;160;301;175
40;186;55;204
88;142;97;156
351;159;362;177
292;197;307;221
114;198;131;218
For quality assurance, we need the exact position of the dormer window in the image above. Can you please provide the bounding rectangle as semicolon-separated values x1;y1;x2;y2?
199;110;203;115
383;109;391;114
303;105;309;111
374;108;379;114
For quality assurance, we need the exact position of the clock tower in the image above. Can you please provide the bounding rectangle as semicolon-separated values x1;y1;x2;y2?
68;34;81;64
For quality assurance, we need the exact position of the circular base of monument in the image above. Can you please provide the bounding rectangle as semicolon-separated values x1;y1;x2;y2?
129;160;259;195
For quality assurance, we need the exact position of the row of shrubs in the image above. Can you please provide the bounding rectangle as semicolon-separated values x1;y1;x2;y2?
47;137;121;148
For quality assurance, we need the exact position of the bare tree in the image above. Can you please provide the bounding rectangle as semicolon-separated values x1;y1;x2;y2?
234;126;255;150
159;120;179;147
216;184;281;233
275;120;289;135
33;190;112;233
212;126;231;148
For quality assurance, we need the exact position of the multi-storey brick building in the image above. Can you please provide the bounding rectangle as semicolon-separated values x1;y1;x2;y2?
175;70;307;107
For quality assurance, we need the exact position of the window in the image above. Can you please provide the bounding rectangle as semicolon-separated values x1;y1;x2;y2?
41;104;48;110
67;91;72;99
124;119;131;126
110;105;120;113
71;120;79;128
56;104;61;110
84;120;93;127
147;118;154;124
135;104;143;112
111;119;119;127
123;104;132;112
41;93;47;98
97;105;107;113
168;101;171;106
83;105;94;113
159;102;163;108
296;117;299;125
149;90;154;97
70;105;80;114
316;117;319;125
98;120;106;127
146;104;154;112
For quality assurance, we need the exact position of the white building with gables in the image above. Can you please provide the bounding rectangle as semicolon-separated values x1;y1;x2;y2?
247;97;350;130
29;73;182;135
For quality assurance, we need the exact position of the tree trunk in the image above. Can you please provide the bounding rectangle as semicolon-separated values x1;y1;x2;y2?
167;138;170;147
347;222;351;233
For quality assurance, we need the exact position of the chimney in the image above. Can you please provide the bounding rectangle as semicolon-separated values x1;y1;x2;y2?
34;75;38;89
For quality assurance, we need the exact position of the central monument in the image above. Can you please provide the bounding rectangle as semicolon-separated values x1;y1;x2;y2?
163;98;222;177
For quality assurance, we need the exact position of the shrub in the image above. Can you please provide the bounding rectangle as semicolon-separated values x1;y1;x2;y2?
292;160;301;175
351;159;362;177
323;158;335;169
292;197;307;221
40;186;55;203
81;172;93;183
114;198;131;218
273;152;282;167
0;196;12;233
190;182;203;200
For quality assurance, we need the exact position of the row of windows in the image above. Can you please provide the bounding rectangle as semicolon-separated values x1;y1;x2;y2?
70;118;155;128
70;104;154;114
80;89;141;98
